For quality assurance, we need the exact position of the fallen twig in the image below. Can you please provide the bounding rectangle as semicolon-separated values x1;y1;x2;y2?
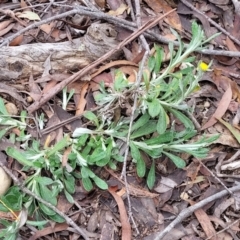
153;184;240;240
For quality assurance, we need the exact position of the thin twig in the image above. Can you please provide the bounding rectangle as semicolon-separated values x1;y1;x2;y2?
180;0;240;46
0;162;89;240
153;184;240;240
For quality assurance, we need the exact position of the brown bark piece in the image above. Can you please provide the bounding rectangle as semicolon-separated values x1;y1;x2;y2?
0;23;121;81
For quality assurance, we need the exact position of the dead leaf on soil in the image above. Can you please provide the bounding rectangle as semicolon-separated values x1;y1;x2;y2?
108;186;131;240
184;196;218;240
28;223;69;240
201;85;232;130
213;68;240;101
144;0;182;31
217;117;240;144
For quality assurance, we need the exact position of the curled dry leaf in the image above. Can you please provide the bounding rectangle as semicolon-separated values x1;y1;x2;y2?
0;167;12;196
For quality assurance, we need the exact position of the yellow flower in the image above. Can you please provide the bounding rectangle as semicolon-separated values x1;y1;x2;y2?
199;61;210;71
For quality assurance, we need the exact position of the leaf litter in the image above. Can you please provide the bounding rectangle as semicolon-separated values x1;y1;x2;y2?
1;0;240;240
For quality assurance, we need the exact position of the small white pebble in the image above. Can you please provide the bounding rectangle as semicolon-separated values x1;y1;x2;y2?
204;101;210;108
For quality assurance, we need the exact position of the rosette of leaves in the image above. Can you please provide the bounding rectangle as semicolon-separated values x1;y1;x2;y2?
74;22;219;189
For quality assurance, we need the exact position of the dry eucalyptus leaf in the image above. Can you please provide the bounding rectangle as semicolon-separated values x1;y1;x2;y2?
0;167;11;196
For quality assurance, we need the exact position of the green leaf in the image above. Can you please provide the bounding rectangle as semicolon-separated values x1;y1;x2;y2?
132;113;150;131
157;105;168;134
154;44;163;74
163;151;186;168
38;184;57;206
144;131;175;145
35;177;53;185
148;99;161;118
0;128;10;140
168;108;194;129
92;176;108;190
39;203;56;216
136;154;146;177
147;161;155;189
0;98;9;115
64;189;74;203
148;56;155;72
63;173;75;194
26;220;48;227
6;147;34;167
131;120;157;139
130;142;141;162
130;142;145;177
81;166;89;178
89;148;106;163
46;136;70;155
48;213;65;223
114;71;128;91
82;177;93;191
83;111;99;127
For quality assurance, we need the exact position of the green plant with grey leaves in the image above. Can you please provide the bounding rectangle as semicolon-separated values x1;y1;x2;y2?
0;21;219;239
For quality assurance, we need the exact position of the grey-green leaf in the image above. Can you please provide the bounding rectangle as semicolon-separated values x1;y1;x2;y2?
147;161;155;189
83;111;99;127
82;177;93;191
163;151;186;168
148;99;161;118
157;105;168;134
92;176;108;190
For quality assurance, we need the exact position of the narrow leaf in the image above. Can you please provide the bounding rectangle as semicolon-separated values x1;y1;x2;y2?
201;86;232;130
217;117;240;144
6;147;34;167
147;161;155;189
168;108;195;129
157;105;168;134
83;111;99;127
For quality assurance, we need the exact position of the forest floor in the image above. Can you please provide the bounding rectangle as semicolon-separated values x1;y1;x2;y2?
1;0;240;240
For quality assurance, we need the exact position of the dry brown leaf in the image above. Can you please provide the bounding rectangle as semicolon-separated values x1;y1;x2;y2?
29;74;42;101
29;223;68;240
201;86;232;130
193;208;217;240
108;186;131;240
9;35;23;46
75;82;89;115
42;80;58;94
0;19;14;31
0;23;14;37
213;68;240;101
143;0;182;31
20;0;29;9
62;147;71;167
